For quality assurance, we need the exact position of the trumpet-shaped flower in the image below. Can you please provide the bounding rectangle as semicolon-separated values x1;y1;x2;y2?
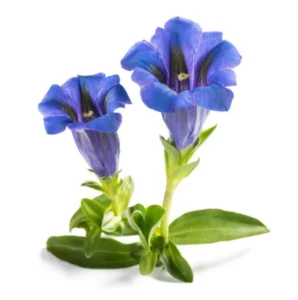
121;17;241;149
38;73;131;177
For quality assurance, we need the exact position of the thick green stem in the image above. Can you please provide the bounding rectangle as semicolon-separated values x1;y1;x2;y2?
160;181;177;242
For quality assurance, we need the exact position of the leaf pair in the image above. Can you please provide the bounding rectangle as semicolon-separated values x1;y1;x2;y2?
128;204;165;275
70;195;111;258
160;125;217;184
160;136;200;185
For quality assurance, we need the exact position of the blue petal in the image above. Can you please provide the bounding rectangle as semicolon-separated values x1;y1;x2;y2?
86;113;122;133
121;41;166;81
150;27;170;78
61;77;81;117
140;82;176;113
105;85;132;114
43;116;72;134
93;75;120;114
38;101;68;117
207;41;242;77
68;122;87;131
208;69;236;86
39;84;79;121
172;90;195;109
165;17;202;83
78;73;105;102
193;32;223;87
131;68;158;88
194;84;234;111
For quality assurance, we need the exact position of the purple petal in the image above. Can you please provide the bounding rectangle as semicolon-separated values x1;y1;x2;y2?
194;84;234;111
105;85;132;114
141;82;176;113
131;68;159;88
72;130;120;177
208;69;236;87
86;113;122;133
162;106;208;150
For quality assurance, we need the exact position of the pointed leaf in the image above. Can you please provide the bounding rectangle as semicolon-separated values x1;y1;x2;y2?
171;158;200;183
47;236;140;268
114;176;134;213
143;205;165;243
81;198;105;227
181;124;217;163
161;241;193;283
83;226;102;258
169;209;270;245
81;181;104;192
160;136;180;167
199;124;217;146
69;207;92;232
139;251;158;275
93;194;112;209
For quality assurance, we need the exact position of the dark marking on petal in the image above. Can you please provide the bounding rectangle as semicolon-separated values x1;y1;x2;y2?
80;89;99;122
149;65;166;84
198;53;213;86
170;48;189;92
56;101;78;122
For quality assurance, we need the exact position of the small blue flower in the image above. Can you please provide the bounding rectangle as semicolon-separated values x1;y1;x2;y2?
121;17;241;150
38;73;131;177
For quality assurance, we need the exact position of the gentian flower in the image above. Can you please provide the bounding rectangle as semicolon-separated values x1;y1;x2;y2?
121;17;241;150
38;73;131;177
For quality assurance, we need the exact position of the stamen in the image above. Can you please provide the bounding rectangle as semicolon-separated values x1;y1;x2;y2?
178;73;189;81
83;110;94;118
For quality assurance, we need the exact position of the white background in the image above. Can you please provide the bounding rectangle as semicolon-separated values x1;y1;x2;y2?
1;0;297;299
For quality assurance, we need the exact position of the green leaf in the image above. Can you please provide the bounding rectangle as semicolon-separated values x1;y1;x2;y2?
114;176;134;214
93;194;112;210
69;207;92;233
47;236;140;268
160;136;180;167
199;124;217;146
169;209;270;245
181;124;217;163
170;158;200;183
81;181;104;192
161;241;193;283
81;198;106;227
140;251;158;275
131;210;147;248
83;226;102;258
143;205;165;243
128;204;165;250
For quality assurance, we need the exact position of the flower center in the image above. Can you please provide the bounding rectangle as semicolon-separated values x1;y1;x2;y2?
177;73;189;81
170;49;189;92
80;89;99;122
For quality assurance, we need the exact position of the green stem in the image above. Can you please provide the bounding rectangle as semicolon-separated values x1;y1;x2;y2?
160;181;177;242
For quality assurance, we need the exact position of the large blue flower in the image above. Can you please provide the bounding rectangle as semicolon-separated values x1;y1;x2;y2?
121;17;241;150
38;73;131;177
